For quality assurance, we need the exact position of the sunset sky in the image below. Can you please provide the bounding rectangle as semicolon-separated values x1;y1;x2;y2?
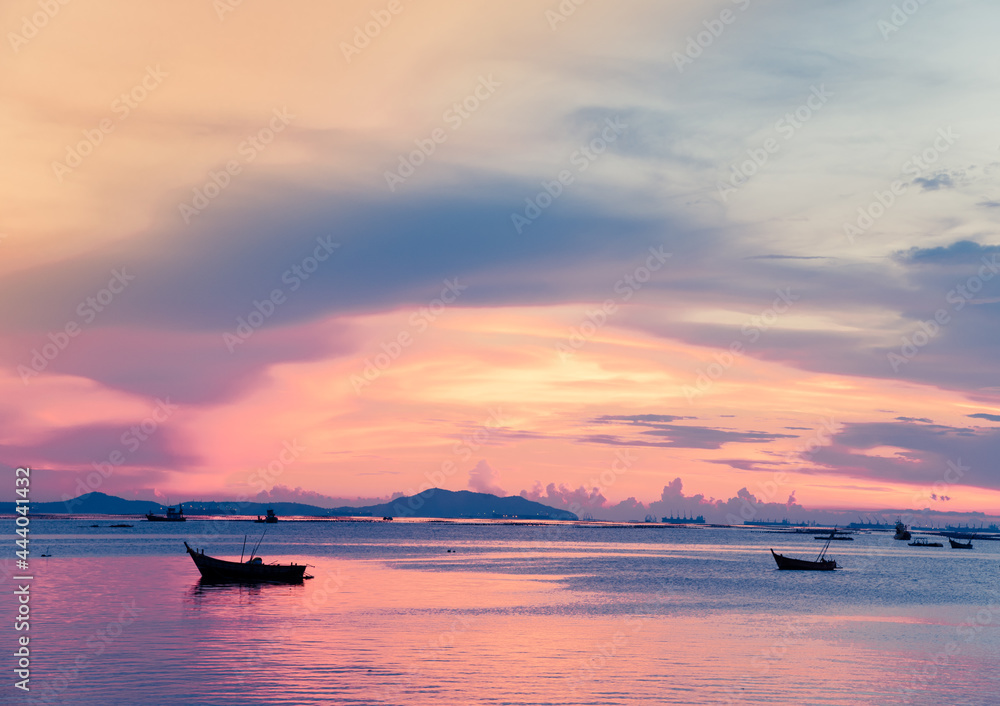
3;0;1000;519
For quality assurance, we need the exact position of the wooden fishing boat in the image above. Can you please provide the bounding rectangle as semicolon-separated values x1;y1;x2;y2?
255;509;278;523
771;531;838;570
908;538;943;547
949;538;973;549
770;549;837;570
146;505;186;522
184;542;308;582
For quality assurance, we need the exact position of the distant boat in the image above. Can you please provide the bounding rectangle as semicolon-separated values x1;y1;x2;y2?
893;519;911;540
255;509;278;523
771;533;838;570
183;542;307;582
109;523;133;528
908;538;943;547
949;538;974;549
146;505;186;522
815;528;853;541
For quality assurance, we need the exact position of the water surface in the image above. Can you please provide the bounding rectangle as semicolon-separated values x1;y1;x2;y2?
8;519;999;705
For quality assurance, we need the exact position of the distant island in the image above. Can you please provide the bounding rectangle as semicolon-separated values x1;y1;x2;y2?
2;488;578;521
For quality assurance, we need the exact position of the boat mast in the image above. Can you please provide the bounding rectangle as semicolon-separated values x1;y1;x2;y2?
815;527;835;562
249;525;268;562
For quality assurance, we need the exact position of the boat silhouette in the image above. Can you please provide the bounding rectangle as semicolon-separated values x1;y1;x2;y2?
184;542;308;582
146;505;186;522
771;531;838;570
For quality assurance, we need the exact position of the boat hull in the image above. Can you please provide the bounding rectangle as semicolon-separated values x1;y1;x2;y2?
770;549;837;571
184;542;306;582
145;514;186;522
949;539;973;549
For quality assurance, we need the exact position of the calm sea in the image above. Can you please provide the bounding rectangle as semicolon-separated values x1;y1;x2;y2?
6;518;999;705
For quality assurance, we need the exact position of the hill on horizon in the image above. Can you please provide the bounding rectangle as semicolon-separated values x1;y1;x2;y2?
2;488;578;520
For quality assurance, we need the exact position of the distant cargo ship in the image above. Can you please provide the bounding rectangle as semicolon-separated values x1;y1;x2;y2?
743;519;810;527
662;514;705;524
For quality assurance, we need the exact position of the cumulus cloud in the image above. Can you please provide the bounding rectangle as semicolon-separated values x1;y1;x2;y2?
468;460;506;497
520;482;607;514
254;485;391;508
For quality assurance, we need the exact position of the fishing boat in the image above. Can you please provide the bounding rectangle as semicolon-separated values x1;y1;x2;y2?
770;549;838;570
145;505;186;522
949;538;973;549
183;541;308;582
893;519;911;540
908;538;943;547
255;509;278;523
771;532;838;570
